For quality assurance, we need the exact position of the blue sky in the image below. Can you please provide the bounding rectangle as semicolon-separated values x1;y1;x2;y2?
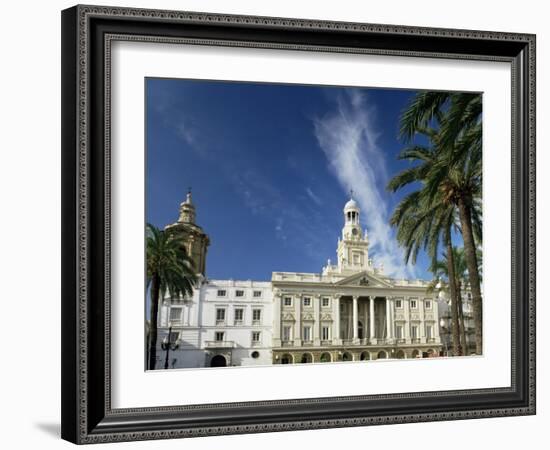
146;78;454;281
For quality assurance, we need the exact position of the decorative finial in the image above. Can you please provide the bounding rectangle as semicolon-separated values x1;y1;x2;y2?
350;188;354;198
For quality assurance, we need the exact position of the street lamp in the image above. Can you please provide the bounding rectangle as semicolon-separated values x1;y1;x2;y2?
161;326;179;370
439;318;449;356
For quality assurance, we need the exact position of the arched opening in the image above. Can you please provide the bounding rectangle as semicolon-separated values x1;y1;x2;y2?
319;352;332;363
412;349;421;358
300;353;313;363
360;351;370;361
427;349;435;357
377;350;387;359
358;320;364;339
210;354;227;367
281;353;293;364
342;352;353;362
396;350;405;359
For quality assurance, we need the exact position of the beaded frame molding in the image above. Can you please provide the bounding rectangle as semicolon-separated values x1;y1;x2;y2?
61;4;536;444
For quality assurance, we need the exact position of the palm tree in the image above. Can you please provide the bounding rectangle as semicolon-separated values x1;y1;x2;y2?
428;247;469;356
399;92;484;354
146;223;197;370
388;128;462;356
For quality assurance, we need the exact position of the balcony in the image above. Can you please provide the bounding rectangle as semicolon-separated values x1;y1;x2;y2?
342;339;370;346
205;340;235;348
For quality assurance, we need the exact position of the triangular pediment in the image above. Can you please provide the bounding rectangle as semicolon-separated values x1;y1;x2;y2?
282;313;295;322
334;271;394;288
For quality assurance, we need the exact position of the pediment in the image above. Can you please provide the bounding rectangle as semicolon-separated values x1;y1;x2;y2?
282;313;295;322
334;271;394;288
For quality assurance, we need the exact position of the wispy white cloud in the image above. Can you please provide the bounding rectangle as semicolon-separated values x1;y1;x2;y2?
313;89;416;278
305;187;323;206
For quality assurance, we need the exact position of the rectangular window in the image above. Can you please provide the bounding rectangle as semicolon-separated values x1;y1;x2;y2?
252;331;261;343
395;299;402;309
303;297;311;307
322;326;330;341
283;326;292;342
322;297;330;307
252;309;261;322
217;289;226;297
426;325;433;339
234;308;244;323
303;326;312;341
395;325;403;339
215;332;224;342
425;300;432;309
253;290;262;298
235;290;244;297
410;299;417;309
411;325;418;339
283;296;292;306
169;308;182;321
216;308;226;322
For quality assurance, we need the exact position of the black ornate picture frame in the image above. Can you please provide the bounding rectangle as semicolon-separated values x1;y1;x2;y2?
61;4;536;444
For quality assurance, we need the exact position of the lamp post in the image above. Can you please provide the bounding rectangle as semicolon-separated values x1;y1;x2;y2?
161;326;179;370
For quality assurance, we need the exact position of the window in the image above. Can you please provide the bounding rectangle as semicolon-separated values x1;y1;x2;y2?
252;331;261;343
425;300;432;309
215;308;226;323
322;326;330;341
217;289;226;297
395;299;402;309
426;325;433;339
411;325;418;339
252;309;262;322
303;297;311;307
235;290;244;297
395;325;403;339
215;332;224;342
169;308;182;321
410;299;418;309
234;308;244;323
283;297;292;307
322;297;330;307
253;290;262;298
467;293;472;301
303;326;312;341
283;326;292;342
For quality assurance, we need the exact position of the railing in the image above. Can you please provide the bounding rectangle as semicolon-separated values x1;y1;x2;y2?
205;340;235;348
281;340;294;347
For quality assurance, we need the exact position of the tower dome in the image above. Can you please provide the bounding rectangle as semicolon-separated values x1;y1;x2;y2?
344;198;359;211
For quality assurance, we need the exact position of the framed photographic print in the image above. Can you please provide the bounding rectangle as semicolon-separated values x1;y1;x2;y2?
61;4;536;444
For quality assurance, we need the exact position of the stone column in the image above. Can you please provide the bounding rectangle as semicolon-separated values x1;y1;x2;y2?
419;298;426;343
404;297;411;341
369;296;376;341
352;296;359;341
386;297;392;341
294;294;301;346
313;294;320;345
273;293;282;347
333;295;341;345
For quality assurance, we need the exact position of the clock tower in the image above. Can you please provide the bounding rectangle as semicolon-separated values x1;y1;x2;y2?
336;196;371;272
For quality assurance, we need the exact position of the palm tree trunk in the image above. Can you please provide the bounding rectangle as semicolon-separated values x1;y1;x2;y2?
148;273;160;370
457;197;483;354
456;280;467;356
445;229;461;356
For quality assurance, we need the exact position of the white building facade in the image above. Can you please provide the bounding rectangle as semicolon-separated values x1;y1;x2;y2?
271;198;442;364
154;195;442;369
158;280;272;369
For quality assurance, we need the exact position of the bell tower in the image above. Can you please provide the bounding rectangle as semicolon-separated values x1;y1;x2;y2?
336;195;371;272
165;189;210;276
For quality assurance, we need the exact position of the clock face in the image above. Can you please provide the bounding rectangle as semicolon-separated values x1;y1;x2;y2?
351;228;358;236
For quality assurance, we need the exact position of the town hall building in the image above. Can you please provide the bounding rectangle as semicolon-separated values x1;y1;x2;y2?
155;192;442;369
